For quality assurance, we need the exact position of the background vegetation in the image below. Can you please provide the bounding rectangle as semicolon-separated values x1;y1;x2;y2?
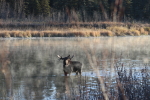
0;0;150;22
0;0;150;37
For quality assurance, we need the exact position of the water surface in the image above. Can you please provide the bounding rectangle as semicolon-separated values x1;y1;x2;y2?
0;36;150;100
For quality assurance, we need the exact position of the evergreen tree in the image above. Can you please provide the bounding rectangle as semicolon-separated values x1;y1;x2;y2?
132;0;142;20
34;0;41;16
40;0;50;16
124;0;133;20
1;0;150;21
24;0;30;16
143;0;150;21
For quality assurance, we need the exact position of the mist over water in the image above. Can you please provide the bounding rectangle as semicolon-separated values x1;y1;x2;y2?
0;36;150;100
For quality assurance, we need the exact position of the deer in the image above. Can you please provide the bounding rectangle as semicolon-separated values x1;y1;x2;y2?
57;55;82;76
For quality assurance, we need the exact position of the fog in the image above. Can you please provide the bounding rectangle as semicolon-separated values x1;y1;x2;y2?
0;36;150;99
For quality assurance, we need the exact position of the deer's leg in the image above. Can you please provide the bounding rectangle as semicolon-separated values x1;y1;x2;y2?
64;71;68;76
76;71;78;75
79;70;82;76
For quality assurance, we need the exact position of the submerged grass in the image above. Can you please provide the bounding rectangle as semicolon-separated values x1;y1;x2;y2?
63;43;150;100
63;62;150;100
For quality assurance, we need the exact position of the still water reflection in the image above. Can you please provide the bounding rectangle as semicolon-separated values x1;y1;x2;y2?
0;36;150;100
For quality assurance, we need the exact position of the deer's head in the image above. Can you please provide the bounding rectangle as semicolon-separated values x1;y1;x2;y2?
57;55;74;65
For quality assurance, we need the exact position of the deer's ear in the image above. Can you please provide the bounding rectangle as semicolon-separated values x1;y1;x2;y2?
57;55;62;58
57;55;64;60
70;55;74;59
67;55;70;58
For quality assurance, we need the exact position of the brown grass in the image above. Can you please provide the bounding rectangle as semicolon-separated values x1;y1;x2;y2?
100;30;114;36
130;29;140;36
107;26;129;36
0;23;150;37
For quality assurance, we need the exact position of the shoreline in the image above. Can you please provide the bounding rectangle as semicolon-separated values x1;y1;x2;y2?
0;22;150;38
0;29;149;38
0;35;149;40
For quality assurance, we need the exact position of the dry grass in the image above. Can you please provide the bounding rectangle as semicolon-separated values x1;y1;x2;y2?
130;29;140;36
106;26;150;36
107;26;129;36
100;30;114;36
0;22;150;37
0;28;116;38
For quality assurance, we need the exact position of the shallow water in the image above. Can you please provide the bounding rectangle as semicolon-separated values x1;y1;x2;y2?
0;36;150;100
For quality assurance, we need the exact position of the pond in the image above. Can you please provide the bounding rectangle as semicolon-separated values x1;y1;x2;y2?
0;36;150;100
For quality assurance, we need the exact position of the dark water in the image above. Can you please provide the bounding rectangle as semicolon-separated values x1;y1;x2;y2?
0;36;150;100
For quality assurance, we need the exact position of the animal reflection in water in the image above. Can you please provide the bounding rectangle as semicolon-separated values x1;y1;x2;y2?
57;55;82;76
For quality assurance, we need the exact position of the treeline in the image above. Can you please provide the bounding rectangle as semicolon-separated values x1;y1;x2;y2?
0;0;150;22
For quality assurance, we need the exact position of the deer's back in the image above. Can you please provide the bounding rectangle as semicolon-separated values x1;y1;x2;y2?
70;61;82;73
71;61;82;67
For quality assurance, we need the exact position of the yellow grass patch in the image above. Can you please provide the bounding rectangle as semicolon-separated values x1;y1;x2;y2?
25;31;32;37
130;29;140;36
107;26;128;36
100;30;114;36
89;31;100;37
0;25;149;38
144;27;150;35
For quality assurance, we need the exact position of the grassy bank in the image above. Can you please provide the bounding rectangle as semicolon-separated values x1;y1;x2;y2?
0;22;150;37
